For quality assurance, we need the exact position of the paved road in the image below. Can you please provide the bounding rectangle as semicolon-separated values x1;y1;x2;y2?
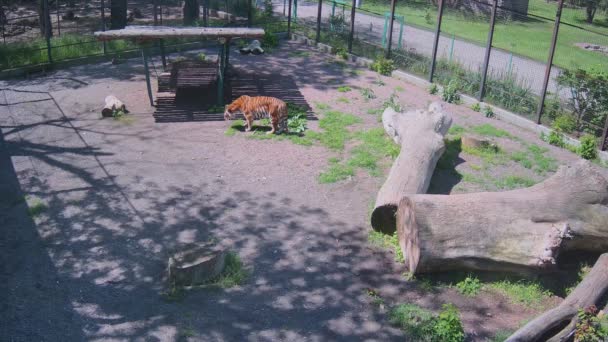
276;0;562;97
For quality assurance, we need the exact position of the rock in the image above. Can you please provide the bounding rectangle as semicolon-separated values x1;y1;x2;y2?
167;242;226;287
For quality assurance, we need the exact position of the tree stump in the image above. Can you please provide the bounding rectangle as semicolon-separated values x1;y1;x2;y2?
167;243;226;287
101;95;127;118
371;102;453;234
395;160;608;274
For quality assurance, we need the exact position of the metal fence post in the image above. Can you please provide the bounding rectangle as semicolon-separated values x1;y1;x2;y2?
101;0;107;55
602;115;608;151
287;0;293;37
56;0;61;36
385;0;397;58
348;0;356;53
428;0;444;83
248;0;252;27
315;0;322;43
44;0;53;64
478;0;498;101
536;0;564;124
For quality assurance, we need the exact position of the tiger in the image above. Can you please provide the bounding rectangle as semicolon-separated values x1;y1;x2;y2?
224;95;289;135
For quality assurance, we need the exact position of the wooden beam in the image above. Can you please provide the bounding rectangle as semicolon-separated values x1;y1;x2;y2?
95;26;265;41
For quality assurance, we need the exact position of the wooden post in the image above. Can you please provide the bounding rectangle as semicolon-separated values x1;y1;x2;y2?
385;0;397;58
428;0;444;82
56;0;60;36
142;49;154;107
287;0;293;37
348;0;356;53
217;40;228;105
536;0;564;124
316;0;323;43
478;0;498;101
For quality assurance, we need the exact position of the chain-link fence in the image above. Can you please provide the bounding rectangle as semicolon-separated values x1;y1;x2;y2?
1;0;607;149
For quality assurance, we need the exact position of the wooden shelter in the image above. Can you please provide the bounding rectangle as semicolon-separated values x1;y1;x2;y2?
94;26;265;106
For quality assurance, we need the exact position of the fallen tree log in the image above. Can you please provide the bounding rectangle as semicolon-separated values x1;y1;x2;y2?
506;253;608;342
102;95;127;118
371;102;453;234
395;160;608;274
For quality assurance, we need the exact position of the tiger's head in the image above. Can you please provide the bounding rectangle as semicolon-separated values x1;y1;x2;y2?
224;96;249;120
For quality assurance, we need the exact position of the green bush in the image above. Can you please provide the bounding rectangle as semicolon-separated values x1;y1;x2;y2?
335;47;348;60
483;106;495;118
442;79;461;104
471;103;481;112
552;114;577;134
456;276;482;297
389;303;465;342
578;134;598;160
287;103;308;133
262;31;278;48
575;306;608;342
433;304;465;342
371;56;395;76
547;130;565;147
429;83;438;95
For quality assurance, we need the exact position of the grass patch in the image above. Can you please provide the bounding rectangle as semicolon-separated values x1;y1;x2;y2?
225;119;244;136
462;144;506;165
471;124;511;138
308;110;361;150
205;252;248;288
27;197;47;217
318;163;355;183
490;330;514;342
288;50;311;58
389;303;465;342
489;280;552;307
395;85;405;92
526;144;557;174
337;86;352;92
448;125;466;137
510;151;533;169
365;288;385;307
494;175;537;190
315;102;331;110
368;230;404;263
337;96;350;103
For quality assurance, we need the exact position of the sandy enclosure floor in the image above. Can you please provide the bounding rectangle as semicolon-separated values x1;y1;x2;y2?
1;40;604;341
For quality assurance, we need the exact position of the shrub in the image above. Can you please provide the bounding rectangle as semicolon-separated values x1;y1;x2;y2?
574;306;608;342
442;79;461;104
262;31;278;48
335;47;348;60
287;103;308;133
371;56;395;76
483;106;495;118
578;134;598;160
263;0;273;18
429;83;438;95
471;103;481;112
552;114;577;134
382;92;402;112
547;130;565;147
337;86;352;92
197;52;206;61
360;88;376;101
433;304;465;342
557;68;608;134
456;276;482;297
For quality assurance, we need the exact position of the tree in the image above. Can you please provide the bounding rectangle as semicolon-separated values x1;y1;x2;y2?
183;0;200;25
110;0;127;29
557;68;608;135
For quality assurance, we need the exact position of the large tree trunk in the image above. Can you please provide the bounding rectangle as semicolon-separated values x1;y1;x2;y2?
586;0;597;23
371;103;453;235
506;253;608;342
183;0;200;25
395;160;608;274
110;0;127;29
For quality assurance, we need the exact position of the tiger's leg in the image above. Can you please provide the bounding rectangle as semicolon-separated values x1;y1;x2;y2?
244;112;253;132
267;116;278;135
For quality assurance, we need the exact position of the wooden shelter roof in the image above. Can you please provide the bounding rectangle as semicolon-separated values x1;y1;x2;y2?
94;26;265;41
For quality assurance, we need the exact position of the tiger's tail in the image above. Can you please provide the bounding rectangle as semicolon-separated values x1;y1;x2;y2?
278;102;289;134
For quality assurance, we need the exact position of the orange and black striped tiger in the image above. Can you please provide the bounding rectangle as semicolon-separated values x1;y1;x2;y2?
224;95;288;135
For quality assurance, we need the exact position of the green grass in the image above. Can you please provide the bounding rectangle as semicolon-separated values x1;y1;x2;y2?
489;280;552;307
493;175;537;190
462;143;506;165
447;125;466;137
490;330;514;342
27;197;47;217
318;163;355;183
225;119;244;136
526;144;558;174
394;85;405;92
337;96;350;103
337;86;352;92
288;50;311;58
205;252;248;288
368;230;404;263
366;288;385;306
471;124;511;138
309;110;361;150
315;102;331;110
389;304;436;339
361;0;607;71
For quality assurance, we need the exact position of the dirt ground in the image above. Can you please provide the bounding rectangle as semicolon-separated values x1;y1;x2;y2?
1;40;604;341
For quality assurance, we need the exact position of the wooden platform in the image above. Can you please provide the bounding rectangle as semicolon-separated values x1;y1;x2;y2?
153;66;315;123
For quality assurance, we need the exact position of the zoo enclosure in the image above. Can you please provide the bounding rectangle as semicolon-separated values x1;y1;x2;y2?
0;0;607;150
